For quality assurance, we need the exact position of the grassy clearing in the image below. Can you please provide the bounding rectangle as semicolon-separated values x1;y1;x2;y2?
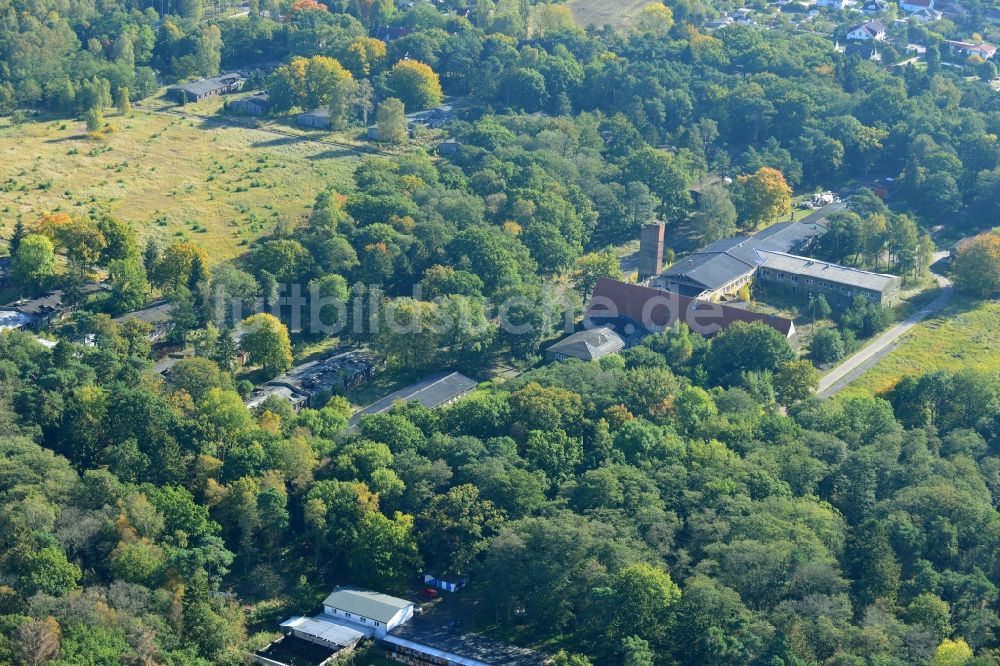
0;106;358;263
840;296;1000;398
567;0;649;28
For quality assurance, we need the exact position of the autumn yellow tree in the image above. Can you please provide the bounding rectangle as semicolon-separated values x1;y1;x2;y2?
736;166;792;229
386;60;443;111
633;3;673;37
241;313;293;376
37;213;107;270
530;5;575;36
952;232;1000;297
153;241;209;292
304;55;353;110
341;37;387;77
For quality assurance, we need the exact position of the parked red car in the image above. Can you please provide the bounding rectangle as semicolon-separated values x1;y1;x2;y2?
421;588;439;598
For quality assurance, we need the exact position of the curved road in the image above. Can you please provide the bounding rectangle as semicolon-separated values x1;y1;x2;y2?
816;251;952;398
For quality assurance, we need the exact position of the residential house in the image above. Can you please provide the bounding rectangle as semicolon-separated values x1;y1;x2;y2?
816;0;850;8
586;278;796;339
706;14;735;29
167;73;246;103
860;0;888;14
348;371;477;428
899;0;933;12
297;108;332;129
228;91;271;115
544;327;625;362
945;40;997;60
755;251;902;306
910;7;943;21
846;20;887;40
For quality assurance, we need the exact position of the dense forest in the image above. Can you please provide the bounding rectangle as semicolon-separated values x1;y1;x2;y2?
3;0;1000;664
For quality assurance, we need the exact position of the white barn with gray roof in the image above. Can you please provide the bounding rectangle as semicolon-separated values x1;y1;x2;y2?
321;587;414;638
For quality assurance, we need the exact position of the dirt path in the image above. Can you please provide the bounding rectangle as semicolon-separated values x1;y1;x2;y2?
134;103;393;157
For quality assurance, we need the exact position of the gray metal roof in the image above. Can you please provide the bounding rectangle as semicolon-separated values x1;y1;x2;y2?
759;251;901;291
545;326;625;361
321;588;412;624
349;372;477;426
113;302;173;326
386;618;548;666
661;252;756;291
658;212;835;293
280;615;368;645
170;74;244;97
300;107;331;119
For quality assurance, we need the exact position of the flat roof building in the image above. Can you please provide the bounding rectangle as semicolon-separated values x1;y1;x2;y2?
168;73;246;103
229;91;271;115
384;617;549;666
756;251;902;306
349;371;477;427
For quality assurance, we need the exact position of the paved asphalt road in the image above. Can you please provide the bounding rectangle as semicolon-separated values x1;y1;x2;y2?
816;251;953;399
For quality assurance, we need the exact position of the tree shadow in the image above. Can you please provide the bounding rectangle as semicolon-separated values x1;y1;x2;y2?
306;148;356;160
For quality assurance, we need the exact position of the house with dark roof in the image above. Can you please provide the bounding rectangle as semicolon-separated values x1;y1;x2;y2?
297;108;332;129
544;327;625;362
846;20;887;41
228;91;271;115
348;371;477;427
167;73;246;103
586;278;796;339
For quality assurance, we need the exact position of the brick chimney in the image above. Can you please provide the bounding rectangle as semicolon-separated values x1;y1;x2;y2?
638;222;665;280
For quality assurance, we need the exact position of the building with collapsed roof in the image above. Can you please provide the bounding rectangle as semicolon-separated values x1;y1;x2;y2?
246;349;380;411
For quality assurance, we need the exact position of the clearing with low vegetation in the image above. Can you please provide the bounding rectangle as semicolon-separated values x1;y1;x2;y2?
840;297;1000;397
567;0;650;28
0;109;357;262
